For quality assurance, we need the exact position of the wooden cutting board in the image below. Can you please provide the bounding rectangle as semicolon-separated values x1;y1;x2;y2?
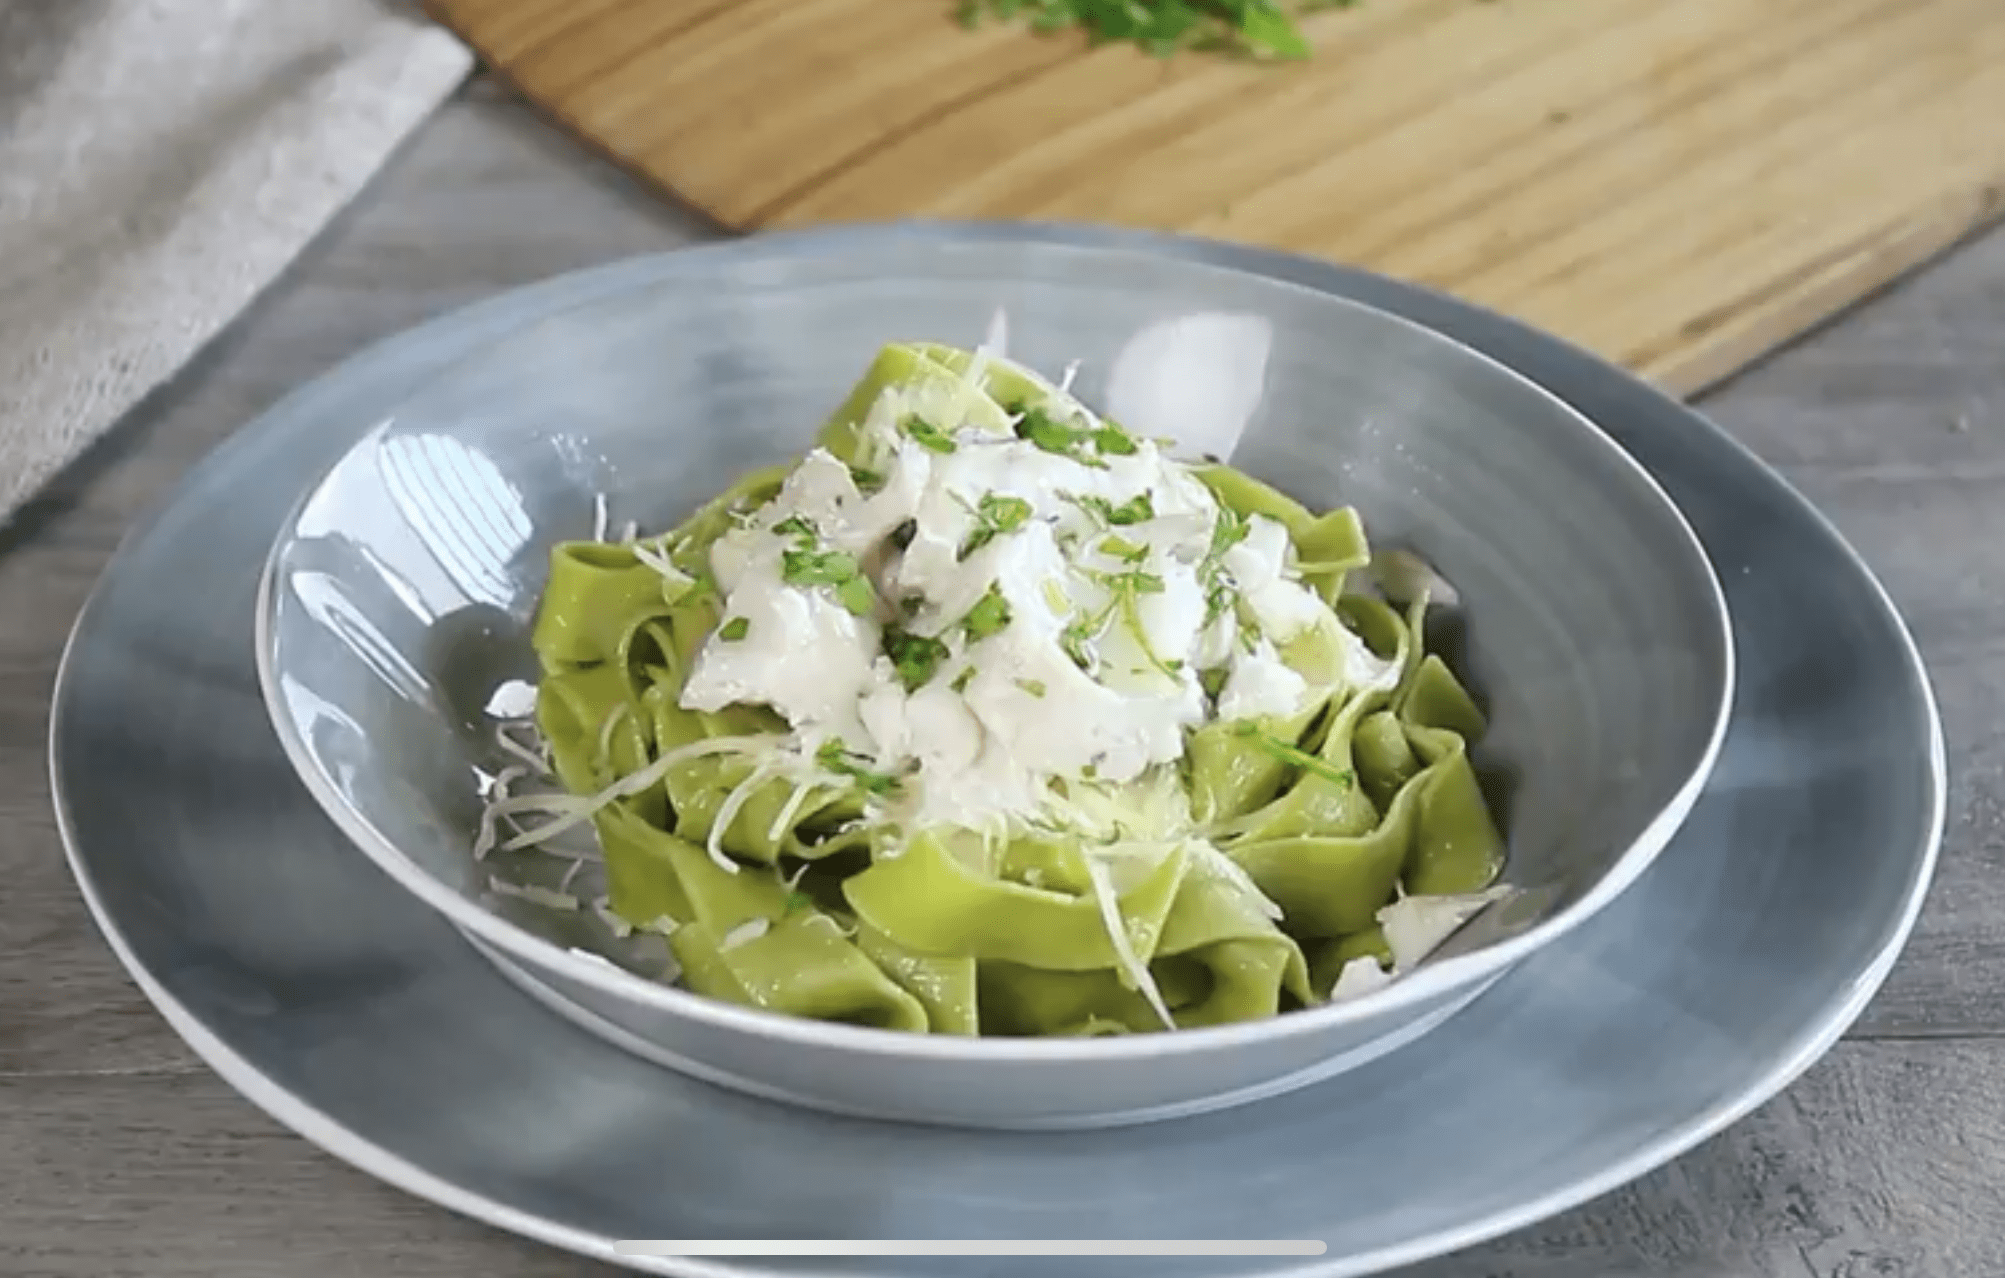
425;0;2005;396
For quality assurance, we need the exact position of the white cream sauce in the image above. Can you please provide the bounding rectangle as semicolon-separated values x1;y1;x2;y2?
677;355;1369;833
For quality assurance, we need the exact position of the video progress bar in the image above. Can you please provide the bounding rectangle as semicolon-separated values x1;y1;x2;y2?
615;1241;1328;1257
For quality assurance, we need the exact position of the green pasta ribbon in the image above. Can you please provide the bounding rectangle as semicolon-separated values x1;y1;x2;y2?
512;340;1510;1037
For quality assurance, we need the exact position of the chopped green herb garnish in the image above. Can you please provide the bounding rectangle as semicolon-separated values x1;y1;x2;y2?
773;514;816;539
955;0;1334;62
902;415;959;454
1064;490;1156;529
847;465;883;490
1200;666;1229;700
1015;403;1078;452
951;666;978;693
781;545;876;617
1093;424;1140;456
1201;507;1251;627
785;890;814;914
781;547;859;587
1060;620;1098;671
719;617;750;642
1105;492;1153;523
960;491;1035;559
962;584;1013;642
1060;599;1118;672
815;738;906;796
835;574;879;617
1017;678;1048;698
1099;533;1148;564
1203;582;1235;630
1206;508;1250;568
883;626;951;691
1233;720;1354;787
1012;402;1114;468
1093;566;1165;595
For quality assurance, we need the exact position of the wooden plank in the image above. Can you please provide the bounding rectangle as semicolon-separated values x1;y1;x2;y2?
425;0;2005;396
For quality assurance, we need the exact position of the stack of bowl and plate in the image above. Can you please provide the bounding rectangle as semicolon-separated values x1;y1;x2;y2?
51;224;1943;1277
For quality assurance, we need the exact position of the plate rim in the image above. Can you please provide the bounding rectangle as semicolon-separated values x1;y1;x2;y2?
46;221;1946;1278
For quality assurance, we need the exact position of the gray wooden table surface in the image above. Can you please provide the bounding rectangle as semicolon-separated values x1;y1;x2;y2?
4;77;2003;1278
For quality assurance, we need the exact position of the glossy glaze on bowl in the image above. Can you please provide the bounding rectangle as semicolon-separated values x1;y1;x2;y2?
254;236;1733;1129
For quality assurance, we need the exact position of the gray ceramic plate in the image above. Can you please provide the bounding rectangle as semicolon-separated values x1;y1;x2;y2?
50;224;1943;1278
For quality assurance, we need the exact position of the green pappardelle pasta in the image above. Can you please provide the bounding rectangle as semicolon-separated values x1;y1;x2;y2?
500;340;1510;1037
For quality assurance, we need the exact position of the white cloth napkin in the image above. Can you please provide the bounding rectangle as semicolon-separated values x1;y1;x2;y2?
0;0;472;527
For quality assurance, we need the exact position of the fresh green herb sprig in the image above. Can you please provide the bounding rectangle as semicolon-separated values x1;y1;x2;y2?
770;514;880;617
1065;491;1155;528
780;546;878;618
902;415;959;454
883;626;952;691
1233;720;1354;786
1199;504;1250;629
1060;609;1108;672
960;492;1034;560
815;738;907;796
1009;401;1137;467
954;0;1357;61
877;582;1016;693
962;584;1014;642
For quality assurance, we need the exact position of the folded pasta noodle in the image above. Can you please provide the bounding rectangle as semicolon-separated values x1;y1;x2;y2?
507;340;1509;1036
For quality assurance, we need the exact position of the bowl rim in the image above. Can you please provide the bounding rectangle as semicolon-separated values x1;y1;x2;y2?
251;225;1737;1062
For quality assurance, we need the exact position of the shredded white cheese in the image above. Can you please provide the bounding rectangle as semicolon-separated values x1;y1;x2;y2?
487;876;580;911
1083;855;1175;1031
1379;885;1517;973
1328;955;1394;1002
718;917;771;951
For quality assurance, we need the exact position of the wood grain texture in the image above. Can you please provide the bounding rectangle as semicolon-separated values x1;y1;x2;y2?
1;77;2002;1275
424;0;2005;398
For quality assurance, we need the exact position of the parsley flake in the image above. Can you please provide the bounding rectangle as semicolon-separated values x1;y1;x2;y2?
815;738;906;796
781;547;857;587
962;584;1013;642
902;415;959;454
960;492;1034;560
719;617;750;642
835;575;879;617
772;514;818;544
781;546;877;617
883;626;951;691
1009;401;1129;468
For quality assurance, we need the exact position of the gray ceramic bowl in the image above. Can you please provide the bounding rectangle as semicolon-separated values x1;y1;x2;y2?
254;234;1732;1130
